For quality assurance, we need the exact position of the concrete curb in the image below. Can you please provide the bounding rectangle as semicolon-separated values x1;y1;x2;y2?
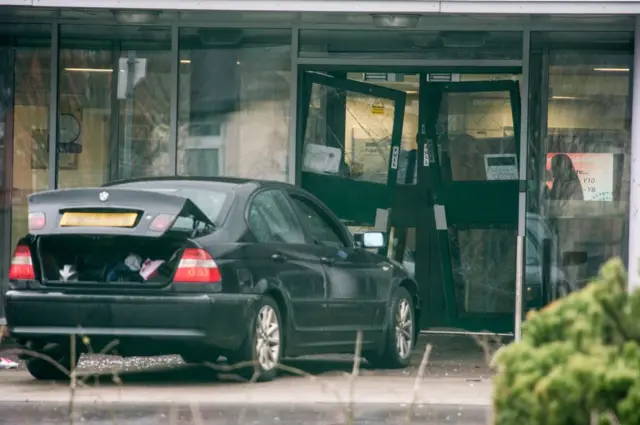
0;372;492;406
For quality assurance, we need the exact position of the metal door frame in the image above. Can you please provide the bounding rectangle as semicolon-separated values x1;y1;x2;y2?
417;76;523;333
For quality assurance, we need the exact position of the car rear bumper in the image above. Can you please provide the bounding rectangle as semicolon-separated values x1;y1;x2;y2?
4;290;260;352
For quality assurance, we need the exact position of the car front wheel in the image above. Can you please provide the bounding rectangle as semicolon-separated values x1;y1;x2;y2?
367;287;415;369
231;295;283;382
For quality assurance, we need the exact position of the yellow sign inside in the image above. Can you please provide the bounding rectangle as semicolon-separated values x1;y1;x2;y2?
60;212;138;228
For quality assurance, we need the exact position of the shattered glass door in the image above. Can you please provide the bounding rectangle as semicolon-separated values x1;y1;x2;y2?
299;72;406;227
304;84;393;182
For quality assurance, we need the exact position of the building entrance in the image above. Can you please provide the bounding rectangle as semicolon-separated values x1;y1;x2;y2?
297;70;524;334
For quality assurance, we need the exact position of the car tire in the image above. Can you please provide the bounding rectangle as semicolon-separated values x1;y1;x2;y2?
230;295;283;382
25;346;80;381
367;287;415;369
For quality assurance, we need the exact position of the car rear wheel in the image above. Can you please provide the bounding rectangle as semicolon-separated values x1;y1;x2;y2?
367;287;415;369
230;296;283;382
25;345;80;381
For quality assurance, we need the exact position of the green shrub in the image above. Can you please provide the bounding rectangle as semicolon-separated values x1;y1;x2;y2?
492;258;640;425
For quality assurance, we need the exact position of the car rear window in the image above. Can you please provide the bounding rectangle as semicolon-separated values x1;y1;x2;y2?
111;183;231;225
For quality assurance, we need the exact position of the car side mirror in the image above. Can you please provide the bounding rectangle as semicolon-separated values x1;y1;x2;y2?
354;231;385;249
562;250;588;267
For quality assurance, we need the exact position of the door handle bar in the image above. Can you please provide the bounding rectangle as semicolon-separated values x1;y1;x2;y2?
271;253;286;262
320;257;334;266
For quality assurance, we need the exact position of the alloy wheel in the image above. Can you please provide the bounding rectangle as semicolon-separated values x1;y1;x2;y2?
255;305;280;371
395;299;413;359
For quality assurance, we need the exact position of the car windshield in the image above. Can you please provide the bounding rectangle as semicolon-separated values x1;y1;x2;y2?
111;183;231;226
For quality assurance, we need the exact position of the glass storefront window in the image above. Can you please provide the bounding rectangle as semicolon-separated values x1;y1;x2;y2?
527;32;633;304
57;25;172;188
178;28;291;181
0;24;51;316
3;25;52;256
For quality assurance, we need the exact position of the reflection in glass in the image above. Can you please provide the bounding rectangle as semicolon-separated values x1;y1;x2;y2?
120;49;172;179
389;226;416;276
57;49;112;188
0;40;13;284
450;228;517;314
8;29;51;254
527;32;633;302
437;89;517;182
178;28;291;181
57;25;172;188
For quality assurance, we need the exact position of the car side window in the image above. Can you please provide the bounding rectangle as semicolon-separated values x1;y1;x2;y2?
248;190;306;244
289;196;345;247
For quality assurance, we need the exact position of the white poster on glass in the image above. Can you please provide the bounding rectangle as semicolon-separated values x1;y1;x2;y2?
484;154;519;181
302;143;342;174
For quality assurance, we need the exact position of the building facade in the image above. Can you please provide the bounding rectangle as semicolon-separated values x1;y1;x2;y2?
1;2;638;337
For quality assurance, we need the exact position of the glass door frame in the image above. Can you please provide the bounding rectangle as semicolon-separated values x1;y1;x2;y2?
418;76;522;333
0;46;16;323
295;70;407;230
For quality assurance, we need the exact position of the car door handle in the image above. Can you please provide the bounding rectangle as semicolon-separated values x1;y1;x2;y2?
271;253;286;262
320;257;334;266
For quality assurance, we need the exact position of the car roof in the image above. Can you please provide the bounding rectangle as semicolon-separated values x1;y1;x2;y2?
104;176;296;192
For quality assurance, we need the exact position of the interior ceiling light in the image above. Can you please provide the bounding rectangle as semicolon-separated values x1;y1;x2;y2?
112;10;162;24
371;14;421;28
593;67;629;72
64;68;113;73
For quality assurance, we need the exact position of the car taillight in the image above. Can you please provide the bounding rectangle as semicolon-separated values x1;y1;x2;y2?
8;245;35;280
149;214;176;232
28;212;46;231
173;248;221;283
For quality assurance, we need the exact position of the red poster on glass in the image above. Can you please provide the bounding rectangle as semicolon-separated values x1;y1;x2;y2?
546;153;614;201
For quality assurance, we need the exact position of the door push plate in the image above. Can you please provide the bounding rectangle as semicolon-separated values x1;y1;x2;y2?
434;204;447;230
423;138;435;167
423;141;430;167
390;146;399;170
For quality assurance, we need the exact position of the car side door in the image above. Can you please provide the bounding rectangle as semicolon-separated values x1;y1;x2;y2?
286;191;381;345
246;189;329;348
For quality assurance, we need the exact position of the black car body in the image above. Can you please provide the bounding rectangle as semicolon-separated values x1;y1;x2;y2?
5;177;420;380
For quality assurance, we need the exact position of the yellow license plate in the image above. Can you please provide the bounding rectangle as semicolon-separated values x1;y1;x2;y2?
60;212;138;228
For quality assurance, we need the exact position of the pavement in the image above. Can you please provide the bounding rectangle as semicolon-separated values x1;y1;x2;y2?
0;402;490;425
0;334;502;424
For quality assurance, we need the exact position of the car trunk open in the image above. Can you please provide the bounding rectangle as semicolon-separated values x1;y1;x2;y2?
26;187;216;287
36;234;187;287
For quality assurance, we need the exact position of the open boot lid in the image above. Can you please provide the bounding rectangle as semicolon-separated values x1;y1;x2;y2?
27;187;215;237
